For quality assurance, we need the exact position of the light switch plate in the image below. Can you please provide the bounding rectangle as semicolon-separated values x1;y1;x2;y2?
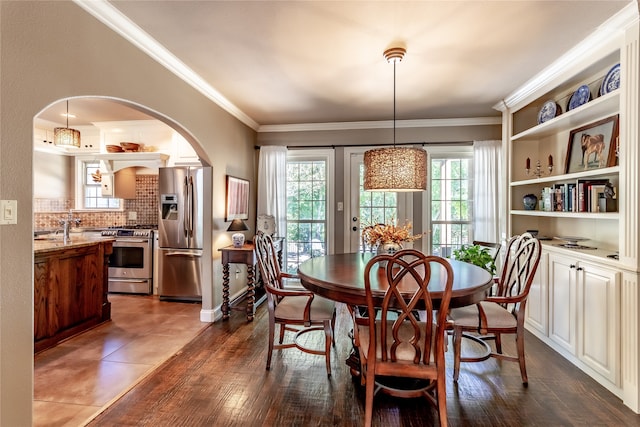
0;200;17;225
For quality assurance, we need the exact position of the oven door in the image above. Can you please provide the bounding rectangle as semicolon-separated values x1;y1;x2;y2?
109;239;152;280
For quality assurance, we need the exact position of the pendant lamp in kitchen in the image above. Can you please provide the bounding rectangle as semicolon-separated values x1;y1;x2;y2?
54;100;81;148
363;47;426;191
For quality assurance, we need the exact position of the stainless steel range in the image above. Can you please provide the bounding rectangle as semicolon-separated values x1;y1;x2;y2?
102;226;155;294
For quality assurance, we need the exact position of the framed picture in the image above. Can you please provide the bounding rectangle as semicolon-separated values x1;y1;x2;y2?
225;175;250;221
564;114;619;174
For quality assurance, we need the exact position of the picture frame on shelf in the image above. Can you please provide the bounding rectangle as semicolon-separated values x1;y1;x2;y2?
225;175;250;221
564;114;619;174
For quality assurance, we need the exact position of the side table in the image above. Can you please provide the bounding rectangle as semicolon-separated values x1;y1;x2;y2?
218;237;284;322
219;243;258;321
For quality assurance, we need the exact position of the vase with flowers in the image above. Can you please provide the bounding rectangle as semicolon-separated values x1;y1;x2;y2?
362;219;424;258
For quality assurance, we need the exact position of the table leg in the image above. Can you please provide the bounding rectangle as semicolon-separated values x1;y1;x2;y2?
246;264;255;321
222;263;230;320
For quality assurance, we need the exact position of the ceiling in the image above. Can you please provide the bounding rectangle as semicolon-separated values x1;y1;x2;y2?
38;1;634;129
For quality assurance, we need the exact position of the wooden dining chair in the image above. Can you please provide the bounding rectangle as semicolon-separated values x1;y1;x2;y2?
253;233;336;376
449;232;541;385
353;249;453;427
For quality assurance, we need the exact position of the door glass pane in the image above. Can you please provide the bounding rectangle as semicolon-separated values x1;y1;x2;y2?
358;163;398;251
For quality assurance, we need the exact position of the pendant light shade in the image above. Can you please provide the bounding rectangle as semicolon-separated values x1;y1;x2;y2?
54;100;81;148
363;46;427;192
364;147;427;191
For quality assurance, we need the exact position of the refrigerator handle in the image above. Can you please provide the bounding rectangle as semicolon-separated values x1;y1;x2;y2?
183;176;190;238
188;176;195;237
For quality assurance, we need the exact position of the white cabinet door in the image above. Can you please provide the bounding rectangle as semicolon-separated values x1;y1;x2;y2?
525;251;548;335
548;252;577;354
576;260;620;385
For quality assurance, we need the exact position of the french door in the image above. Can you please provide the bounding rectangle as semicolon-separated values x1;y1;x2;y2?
346;152;411;253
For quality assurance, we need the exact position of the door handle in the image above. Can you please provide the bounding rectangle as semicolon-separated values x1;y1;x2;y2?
352;226;358;231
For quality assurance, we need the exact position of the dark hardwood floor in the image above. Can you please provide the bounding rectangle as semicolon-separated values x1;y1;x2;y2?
88;302;639;426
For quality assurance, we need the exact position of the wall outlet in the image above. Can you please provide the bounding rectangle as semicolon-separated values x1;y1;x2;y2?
128;211;137;221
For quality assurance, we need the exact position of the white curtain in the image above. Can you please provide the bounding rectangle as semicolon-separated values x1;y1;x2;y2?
257;146;288;237
473;140;502;244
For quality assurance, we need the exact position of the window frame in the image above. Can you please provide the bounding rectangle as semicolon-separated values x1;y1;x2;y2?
422;145;474;255
285;149;335;272
74;158;122;211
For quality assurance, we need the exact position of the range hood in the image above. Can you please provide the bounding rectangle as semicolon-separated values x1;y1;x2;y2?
76;152;169;173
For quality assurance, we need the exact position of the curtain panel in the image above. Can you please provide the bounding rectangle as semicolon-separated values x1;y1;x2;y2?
257;146;288;237
473;140;502;244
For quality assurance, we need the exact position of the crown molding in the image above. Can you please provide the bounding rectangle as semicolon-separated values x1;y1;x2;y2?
258;117;501;133
495;3;639;112
73;0;259;131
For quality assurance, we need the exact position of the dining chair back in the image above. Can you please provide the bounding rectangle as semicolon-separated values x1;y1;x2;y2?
254;233;336;376
449;232;541;385
354;249;452;427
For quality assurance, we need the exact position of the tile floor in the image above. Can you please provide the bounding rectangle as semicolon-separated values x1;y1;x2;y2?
33;294;208;427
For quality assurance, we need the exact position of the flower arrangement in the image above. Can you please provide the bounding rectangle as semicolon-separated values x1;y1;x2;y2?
362;218;424;247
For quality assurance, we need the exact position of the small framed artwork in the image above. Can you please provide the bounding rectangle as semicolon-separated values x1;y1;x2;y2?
225;175;250;221
564;114;619;174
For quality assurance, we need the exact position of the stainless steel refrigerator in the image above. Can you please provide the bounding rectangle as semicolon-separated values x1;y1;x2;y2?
158;166;212;301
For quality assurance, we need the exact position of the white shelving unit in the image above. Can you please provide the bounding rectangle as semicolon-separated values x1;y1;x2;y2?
496;5;640;414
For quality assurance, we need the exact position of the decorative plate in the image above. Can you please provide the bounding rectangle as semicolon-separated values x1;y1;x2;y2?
567;85;591;111
554;236;589;246
257;214;276;236
537;100;561;124
600;63;620;96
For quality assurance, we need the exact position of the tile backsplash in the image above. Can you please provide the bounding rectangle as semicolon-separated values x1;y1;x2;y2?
34;175;159;230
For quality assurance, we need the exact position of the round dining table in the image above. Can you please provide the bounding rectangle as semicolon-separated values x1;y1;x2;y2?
297;252;493;309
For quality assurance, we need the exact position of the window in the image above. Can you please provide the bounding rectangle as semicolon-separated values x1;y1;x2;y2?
285;150;334;274
430;155;473;257
81;161;120;209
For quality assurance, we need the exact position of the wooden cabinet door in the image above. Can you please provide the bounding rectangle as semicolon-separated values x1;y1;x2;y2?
576;261;620;385
525;251;548;335
548;252;577;355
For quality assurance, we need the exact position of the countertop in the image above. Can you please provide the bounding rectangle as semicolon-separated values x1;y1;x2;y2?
34;236;115;255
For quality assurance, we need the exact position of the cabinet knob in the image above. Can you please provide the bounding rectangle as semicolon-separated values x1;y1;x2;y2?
569;264;576;269
576;267;583;271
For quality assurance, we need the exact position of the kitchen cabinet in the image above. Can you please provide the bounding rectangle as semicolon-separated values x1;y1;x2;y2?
534;250;621;388
34;239;112;353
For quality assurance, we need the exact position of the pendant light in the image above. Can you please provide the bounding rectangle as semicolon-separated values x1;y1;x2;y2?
54;100;81;148
363;47;426;191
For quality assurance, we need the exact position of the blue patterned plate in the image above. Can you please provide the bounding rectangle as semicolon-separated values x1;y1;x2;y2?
600;63;620;96
568;85;591;111
537;100;561;124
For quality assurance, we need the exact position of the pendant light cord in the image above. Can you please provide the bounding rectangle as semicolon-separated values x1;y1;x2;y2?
66;100;69;129
391;59;397;185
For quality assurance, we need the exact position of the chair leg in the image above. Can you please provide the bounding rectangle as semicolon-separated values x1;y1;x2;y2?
364;367;375;427
330;310;337;347
436;376;448;427
495;333;503;354
266;317;276;370
516;329;528;385
452;326;462;382
278;323;285;344
324;320;332;377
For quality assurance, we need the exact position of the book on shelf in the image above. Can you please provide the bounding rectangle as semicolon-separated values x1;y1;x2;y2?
576;178;610;212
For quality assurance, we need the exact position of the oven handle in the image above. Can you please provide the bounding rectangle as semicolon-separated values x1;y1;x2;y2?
108;279;149;283
114;239;149;244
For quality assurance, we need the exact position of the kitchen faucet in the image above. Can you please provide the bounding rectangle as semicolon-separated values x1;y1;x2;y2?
58;210;81;244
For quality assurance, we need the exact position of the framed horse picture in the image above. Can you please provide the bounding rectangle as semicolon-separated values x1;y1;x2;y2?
565;114;619;174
